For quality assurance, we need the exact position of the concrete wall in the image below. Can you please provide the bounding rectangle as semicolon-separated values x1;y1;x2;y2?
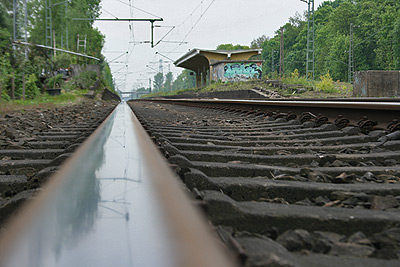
354;71;400;97
69;64;101;77
212;62;262;82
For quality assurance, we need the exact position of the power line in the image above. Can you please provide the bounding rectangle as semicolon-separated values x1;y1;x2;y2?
114;0;162;19
154;26;175;47
179;0;216;45
176;1;204;28
155;0;216;55
101;8;118;19
168;0;216;54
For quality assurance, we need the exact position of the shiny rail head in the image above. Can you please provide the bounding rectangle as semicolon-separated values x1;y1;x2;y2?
142;98;400;110
0;102;236;267
135;98;400;128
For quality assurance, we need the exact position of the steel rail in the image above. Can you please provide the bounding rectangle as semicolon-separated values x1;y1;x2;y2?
147;98;400;128
0;102;235;267
149;98;400;110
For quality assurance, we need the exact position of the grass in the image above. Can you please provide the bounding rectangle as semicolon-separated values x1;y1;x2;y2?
141;69;354;99
0;90;88;115
142;78;353;99
143;88;196;98
141;79;268;98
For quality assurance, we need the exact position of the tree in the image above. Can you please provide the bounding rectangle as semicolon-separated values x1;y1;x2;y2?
164;72;173;92
27;0;104;58
393;15;400;69
250;35;268;49
216;43;250;50
172;70;195;91
0;52;11;101
0;0;107;101
259;0;400;80
0;1;12;30
153;72;164;92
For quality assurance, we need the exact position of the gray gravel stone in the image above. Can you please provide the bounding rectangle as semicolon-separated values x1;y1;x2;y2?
329;242;375;257
277;229;314;252
370;195;399;210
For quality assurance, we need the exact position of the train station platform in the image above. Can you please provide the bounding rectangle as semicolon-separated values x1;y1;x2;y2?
174;48;262;88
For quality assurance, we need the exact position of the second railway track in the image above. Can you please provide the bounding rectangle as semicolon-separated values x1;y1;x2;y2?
129;99;400;266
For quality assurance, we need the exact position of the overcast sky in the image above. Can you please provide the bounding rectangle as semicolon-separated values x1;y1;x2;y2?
95;0;325;92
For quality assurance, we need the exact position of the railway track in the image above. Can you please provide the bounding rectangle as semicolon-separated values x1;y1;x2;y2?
0;101;117;225
128;99;400;266
1;98;400;266
0;101;234;267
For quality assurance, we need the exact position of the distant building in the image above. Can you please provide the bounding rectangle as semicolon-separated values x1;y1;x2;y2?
174;48;262;88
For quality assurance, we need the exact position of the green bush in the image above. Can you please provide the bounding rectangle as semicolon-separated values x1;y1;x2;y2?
1;89;10;101
74;71;98;89
26;74;40;99
53;54;72;70
62;70;98;92
46;74;64;88
316;72;337;93
282;69;313;86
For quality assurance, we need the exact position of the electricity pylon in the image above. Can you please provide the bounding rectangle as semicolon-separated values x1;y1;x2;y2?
45;0;53;48
301;0;315;80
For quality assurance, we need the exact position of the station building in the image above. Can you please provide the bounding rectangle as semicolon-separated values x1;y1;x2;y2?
174;48;263;88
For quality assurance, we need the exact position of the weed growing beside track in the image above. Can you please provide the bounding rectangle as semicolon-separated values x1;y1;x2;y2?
142;77;353;99
0;90;88;116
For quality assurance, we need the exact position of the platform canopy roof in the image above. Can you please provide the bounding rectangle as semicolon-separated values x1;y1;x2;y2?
174;48;262;73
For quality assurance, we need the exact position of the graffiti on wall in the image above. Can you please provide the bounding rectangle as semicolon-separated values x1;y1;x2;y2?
222;62;262;81
212;62;263;82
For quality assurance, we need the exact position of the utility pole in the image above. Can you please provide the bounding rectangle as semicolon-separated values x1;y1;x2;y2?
13;0;17;43
72;18;163;48
279;27;284;76
159;59;163;75
12;0;17;101
65;2;69;49
149;78;152;94
45;0;53;48
23;0;28;45
53;30;57;57
348;23;359;84
23;0;28;100
301;0;315;80
271;49;275;73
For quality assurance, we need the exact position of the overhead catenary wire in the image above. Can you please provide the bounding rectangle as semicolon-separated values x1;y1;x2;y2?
154;26;176;47
99;0;165;90
181;0;216;42
162;0;216;55
101;8;118;19
153;0;207;55
114;0;162;19
101;0;217;91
